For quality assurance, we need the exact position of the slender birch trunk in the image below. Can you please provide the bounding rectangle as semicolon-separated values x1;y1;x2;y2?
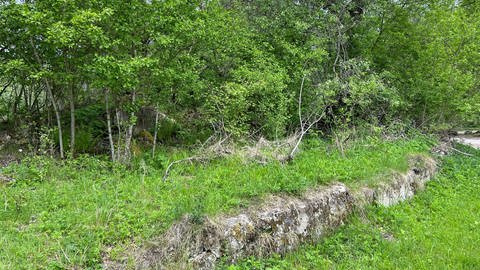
152;105;160;157
115;109;122;161
124;91;136;162
69;83;75;157
105;89;115;162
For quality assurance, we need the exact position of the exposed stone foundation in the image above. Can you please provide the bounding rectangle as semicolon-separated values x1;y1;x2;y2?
107;154;437;270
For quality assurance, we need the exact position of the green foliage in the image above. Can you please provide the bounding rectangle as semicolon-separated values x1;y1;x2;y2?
209;53;289;137
361;1;480;128
1;0;478;152
71;127;100;154
318;59;402;127
230;146;480;269
0;136;431;268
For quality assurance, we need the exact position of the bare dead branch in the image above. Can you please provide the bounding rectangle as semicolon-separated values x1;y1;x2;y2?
449;146;475;157
288;75;327;160
288;110;326;160
298;75;306;134
163;133;231;181
162;156;206;182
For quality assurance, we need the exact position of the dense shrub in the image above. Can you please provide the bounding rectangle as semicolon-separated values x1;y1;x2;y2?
0;0;478;156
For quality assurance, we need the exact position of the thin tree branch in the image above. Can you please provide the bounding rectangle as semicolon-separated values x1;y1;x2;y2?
298;75;306;134
449;146;475;157
162;156;206;182
0;80;13;97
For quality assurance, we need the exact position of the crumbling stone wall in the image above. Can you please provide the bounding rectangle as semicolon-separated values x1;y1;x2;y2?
107;155;437;270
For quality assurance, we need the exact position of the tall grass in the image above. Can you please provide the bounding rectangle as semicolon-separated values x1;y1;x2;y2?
0;136;432;268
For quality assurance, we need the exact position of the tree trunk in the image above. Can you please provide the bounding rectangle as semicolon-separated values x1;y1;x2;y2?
11;85;23;126
105;89;115;162
152;105;160;157
69;84;75;156
124;91;136;162
115;108;122;161
49;84;64;159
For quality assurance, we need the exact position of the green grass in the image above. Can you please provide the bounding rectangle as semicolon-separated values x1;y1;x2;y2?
0;136;432;269
229;145;480;270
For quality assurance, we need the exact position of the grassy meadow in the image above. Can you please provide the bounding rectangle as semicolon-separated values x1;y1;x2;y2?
0;136;432;269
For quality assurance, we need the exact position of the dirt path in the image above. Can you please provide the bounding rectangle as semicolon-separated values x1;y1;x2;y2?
453;136;480;149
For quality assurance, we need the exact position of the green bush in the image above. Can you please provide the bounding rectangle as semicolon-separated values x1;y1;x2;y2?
208;54;290;138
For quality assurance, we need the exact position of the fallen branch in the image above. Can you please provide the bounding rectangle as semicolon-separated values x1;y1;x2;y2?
162;134;230;181
449;146;475;157
162;156;206;182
